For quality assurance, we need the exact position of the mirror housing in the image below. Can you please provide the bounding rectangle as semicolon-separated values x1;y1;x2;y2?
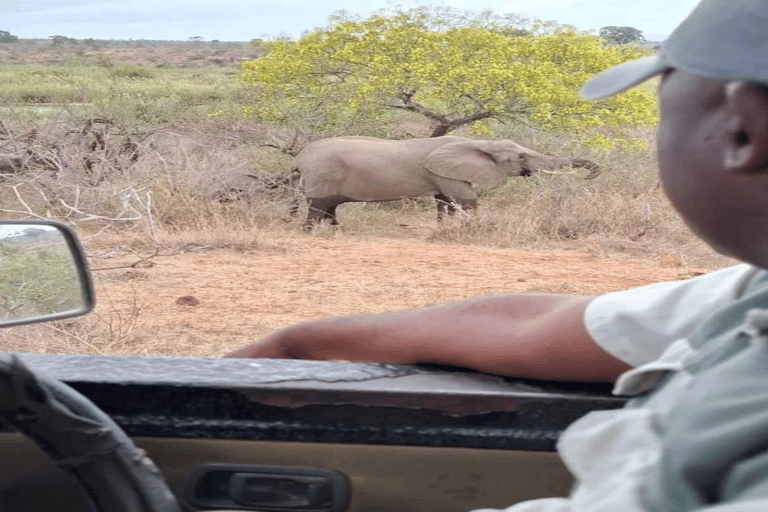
0;221;94;327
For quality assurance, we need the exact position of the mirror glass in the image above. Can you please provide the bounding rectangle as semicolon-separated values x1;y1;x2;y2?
0;223;92;327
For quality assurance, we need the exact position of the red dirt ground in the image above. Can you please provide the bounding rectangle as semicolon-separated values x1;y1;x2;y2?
84;236;729;358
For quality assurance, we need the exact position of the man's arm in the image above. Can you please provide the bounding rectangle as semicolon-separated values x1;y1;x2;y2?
226;293;631;383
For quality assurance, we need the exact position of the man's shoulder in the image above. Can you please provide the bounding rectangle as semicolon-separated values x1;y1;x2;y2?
585;264;760;368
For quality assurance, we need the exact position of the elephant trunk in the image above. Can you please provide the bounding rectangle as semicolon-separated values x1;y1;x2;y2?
571;158;601;179
544;157;601;180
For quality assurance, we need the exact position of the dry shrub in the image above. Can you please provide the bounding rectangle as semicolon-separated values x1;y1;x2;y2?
0;114;299;238
0;299;142;355
0;284;163;356
0;323;81;353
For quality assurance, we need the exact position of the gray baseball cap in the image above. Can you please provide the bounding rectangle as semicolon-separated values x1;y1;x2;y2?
581;0;768;99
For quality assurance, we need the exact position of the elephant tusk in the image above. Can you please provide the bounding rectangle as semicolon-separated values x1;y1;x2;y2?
540;169;579;175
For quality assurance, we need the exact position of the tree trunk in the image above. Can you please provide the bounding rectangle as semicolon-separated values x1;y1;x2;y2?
429;124;454;137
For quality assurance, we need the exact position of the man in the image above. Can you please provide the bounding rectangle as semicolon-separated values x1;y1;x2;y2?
230;0;768;509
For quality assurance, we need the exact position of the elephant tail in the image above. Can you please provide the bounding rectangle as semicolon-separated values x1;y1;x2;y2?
286;166;303;191
285;166;305;218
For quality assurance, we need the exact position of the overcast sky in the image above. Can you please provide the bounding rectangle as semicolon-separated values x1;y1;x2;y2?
1;0;700;41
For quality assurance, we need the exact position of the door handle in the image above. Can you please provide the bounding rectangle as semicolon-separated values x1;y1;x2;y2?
184;463;349;512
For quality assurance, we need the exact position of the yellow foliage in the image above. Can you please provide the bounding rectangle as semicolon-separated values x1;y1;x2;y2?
239;6;657;146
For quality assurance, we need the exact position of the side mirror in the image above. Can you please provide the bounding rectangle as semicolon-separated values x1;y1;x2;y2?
0;221;94;327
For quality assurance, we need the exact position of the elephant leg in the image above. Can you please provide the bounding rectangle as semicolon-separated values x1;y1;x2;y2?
325;204;340;225
433;180;478;221
306;196;344;227
435;194;457;221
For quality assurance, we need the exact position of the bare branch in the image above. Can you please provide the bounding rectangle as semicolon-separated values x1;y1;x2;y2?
57;195;143;222
4;183;46;219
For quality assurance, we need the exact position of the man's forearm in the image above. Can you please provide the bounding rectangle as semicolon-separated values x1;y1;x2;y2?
226;293;631;383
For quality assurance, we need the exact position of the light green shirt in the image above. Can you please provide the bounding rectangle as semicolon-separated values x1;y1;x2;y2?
473;264;768;512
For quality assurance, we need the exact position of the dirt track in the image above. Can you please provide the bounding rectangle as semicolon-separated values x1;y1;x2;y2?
86;236;727;357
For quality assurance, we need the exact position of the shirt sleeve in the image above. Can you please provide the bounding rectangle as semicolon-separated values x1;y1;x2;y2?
583;263;759;367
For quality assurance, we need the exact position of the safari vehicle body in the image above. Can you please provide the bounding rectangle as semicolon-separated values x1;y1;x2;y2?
0;221;625;511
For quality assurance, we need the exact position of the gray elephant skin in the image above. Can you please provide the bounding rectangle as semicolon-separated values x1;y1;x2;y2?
290;136;600;226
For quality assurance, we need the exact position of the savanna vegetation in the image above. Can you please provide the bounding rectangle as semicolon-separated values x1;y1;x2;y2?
0;8;734;355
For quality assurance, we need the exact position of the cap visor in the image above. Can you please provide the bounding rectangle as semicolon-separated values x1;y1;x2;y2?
580;56;668;99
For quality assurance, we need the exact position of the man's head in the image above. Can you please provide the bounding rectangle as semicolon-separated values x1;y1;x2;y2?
582;0;768;268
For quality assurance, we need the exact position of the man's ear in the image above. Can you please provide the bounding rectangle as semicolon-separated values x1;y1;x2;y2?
723;82;768;171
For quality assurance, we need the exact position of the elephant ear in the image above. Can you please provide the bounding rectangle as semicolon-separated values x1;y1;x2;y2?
422;140;511;188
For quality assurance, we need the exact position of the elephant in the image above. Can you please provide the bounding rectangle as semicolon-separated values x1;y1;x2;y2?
290;136;600;226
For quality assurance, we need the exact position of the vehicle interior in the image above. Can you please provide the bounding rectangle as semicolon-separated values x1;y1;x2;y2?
0;221;625;512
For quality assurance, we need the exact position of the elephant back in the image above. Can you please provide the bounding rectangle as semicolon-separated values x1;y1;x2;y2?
422;139;515;188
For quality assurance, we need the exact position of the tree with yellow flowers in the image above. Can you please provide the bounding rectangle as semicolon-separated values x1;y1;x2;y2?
239;7;657;145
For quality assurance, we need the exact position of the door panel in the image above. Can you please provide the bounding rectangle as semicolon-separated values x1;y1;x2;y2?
0;435;573;512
